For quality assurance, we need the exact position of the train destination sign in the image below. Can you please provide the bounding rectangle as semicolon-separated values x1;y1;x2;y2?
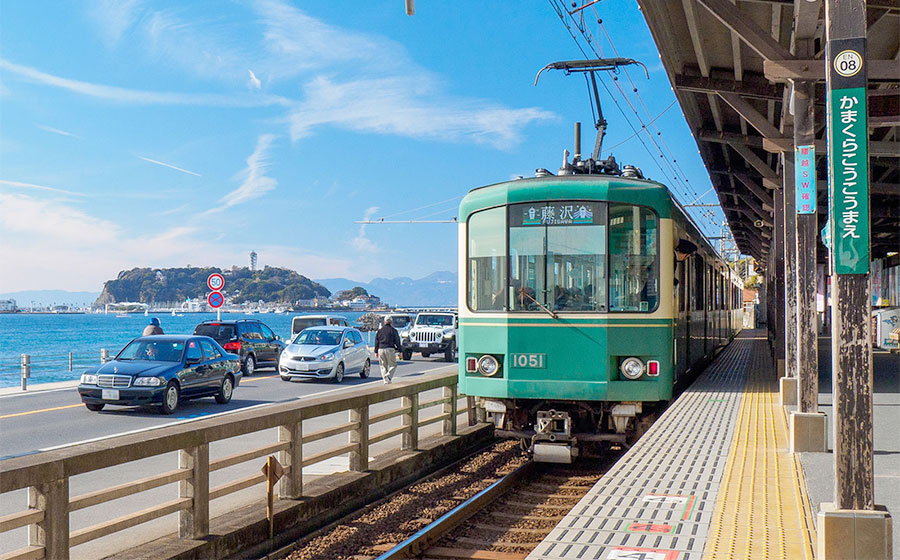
510;201;602;227
827;37;870;275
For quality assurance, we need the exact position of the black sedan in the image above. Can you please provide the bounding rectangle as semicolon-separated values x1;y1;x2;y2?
77;335;242;414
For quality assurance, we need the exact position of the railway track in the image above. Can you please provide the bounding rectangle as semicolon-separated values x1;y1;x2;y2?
274;440;615;560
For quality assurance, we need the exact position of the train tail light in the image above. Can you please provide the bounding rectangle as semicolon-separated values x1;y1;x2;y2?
465;357;477;372
647;360;660;376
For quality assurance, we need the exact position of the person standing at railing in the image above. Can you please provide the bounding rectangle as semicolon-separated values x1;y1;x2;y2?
142;317;164;336
374;316;401;384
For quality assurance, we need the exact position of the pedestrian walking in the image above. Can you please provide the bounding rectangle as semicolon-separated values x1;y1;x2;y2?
374;316;401;384
142;317;164;336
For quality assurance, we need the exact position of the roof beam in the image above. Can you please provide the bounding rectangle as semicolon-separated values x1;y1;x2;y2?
674;74;782;100
718;92;783;137
764;59;900;81
733;171;775;208
726;140;781;188
696;0;795;61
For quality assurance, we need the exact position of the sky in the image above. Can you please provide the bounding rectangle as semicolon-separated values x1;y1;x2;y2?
0;0;728;293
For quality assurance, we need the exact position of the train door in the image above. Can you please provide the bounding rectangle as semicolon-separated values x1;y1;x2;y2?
675;252;689;379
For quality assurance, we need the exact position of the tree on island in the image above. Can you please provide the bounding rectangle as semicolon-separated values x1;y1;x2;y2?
334;286;369;301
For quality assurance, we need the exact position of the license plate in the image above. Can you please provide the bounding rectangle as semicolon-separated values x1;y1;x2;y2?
102;389;119;400
422;342;432;347
294;363;309;371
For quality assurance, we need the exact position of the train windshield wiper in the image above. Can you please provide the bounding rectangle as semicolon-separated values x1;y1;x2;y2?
518;289;558;320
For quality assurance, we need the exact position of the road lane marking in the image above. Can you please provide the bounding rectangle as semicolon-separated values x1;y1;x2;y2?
0;403;84;419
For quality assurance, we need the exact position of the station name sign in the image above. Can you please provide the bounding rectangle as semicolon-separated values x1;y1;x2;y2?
827;37;870;275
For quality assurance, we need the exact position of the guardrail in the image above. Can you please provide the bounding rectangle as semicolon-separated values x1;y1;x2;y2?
0;351;113;390
0;371;473;560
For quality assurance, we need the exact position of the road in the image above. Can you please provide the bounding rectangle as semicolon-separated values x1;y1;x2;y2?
0;356;459;559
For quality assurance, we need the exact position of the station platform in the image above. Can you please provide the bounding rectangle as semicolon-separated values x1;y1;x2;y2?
525;329;898;560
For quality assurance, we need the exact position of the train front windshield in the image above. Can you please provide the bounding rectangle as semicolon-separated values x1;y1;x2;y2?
467;201;659;313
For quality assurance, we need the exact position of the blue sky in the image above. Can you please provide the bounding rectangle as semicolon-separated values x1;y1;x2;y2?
0;0;726;293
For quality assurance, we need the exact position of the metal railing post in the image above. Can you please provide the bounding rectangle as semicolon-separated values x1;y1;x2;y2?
442;385;457;436
178;444;209;539
349;401;369;472
28;478;69;559
20;354;30;391
279;414;303;499
402;393;419;450
100;349;109;363
68;352;73;371
467;396;477;426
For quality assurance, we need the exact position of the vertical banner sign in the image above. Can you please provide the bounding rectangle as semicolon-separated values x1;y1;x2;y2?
795;145;816;214
827;37;869;274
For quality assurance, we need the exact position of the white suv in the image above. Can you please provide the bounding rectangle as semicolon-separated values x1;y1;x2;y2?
402;312;457;362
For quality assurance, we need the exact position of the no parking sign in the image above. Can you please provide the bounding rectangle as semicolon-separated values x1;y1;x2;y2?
208;292;224;308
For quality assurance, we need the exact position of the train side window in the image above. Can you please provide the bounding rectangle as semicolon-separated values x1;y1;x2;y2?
693;255;704;311
608;205;659;312
677;258;687;312
467;207;507;311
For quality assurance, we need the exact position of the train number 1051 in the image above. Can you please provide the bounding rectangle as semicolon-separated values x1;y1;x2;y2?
510;353;546;369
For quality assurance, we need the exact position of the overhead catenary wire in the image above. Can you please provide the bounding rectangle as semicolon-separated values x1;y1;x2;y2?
549;0;726;237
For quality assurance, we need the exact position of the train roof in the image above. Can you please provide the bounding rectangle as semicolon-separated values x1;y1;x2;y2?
459;175;673;222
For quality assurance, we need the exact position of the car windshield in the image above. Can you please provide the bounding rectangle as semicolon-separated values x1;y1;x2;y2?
117;340;184;362
194;324;236;341
390;316;411;328
417;315;454;326
293;329;342;346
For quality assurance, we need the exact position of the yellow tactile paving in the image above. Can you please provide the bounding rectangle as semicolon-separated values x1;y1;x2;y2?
703;340;817;560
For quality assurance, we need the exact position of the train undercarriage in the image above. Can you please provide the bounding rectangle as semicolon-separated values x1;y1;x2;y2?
479;398;664;463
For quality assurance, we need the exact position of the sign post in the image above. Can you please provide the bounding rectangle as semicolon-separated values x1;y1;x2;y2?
207;273;225;321
818;2;891;558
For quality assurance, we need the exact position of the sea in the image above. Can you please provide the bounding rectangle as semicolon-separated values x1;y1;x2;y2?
0;311;370;389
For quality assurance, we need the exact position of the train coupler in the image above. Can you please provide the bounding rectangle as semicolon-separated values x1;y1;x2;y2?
531;410;578;463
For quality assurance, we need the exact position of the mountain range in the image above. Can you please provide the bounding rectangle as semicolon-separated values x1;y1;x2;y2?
316;271;457;307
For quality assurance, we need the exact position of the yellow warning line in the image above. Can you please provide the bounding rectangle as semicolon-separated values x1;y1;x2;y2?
0;403;83;419
703;342;816;559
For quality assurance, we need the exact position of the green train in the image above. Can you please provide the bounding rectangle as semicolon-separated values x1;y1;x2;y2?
457;168;743;462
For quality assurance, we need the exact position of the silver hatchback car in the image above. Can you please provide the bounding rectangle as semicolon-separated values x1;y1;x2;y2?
279;326;371;383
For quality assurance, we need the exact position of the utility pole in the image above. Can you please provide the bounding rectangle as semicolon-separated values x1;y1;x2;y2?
818;0;891;557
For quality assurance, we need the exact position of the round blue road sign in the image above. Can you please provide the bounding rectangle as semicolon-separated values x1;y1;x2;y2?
208;292;224;308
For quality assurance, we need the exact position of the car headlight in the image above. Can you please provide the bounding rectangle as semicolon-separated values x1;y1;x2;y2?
81;373;98;385
400;331;409;338
133;376;164;386
319;353;334;361
443;331;455;339
477;355;500;376
620;357;645;380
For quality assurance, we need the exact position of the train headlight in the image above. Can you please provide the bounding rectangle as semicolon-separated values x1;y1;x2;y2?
477;355;500;376
620;357;644;380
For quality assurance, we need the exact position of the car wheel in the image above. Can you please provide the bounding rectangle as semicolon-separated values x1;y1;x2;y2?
215;375;234;404
243;355;256;376
85;403;105;412
281;375;291;382
160;382;180;415
333;362;344;384
360;359;370;379
422;352;431;358
444;345;455;362
402;350;412;361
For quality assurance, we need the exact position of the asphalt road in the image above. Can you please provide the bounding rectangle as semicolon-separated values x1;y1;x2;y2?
0;356;459;560
0;355;456;460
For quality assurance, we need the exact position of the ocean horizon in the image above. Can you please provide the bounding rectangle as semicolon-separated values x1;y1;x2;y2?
0;311;372;389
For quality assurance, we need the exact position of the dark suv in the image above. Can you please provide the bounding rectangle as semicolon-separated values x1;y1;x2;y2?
193;319;285;376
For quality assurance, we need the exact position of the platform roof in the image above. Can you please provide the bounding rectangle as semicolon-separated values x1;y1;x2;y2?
636;0;898;262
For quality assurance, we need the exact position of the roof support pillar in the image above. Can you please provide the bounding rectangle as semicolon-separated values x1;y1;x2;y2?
772;185;786;377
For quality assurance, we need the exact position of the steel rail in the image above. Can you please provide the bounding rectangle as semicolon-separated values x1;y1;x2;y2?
375;461;535;559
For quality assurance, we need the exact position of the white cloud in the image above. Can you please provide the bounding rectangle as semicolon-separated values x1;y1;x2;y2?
0;179;86;197
0;193;354;292
289;76;555;150
138;156;201;177
208;134;278;212
248;70;261;90
0;58;289;107
89;0;144;46
351;206;380;252
35;123;80;138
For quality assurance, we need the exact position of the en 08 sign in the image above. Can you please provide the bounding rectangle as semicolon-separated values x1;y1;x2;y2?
827;37;869;275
